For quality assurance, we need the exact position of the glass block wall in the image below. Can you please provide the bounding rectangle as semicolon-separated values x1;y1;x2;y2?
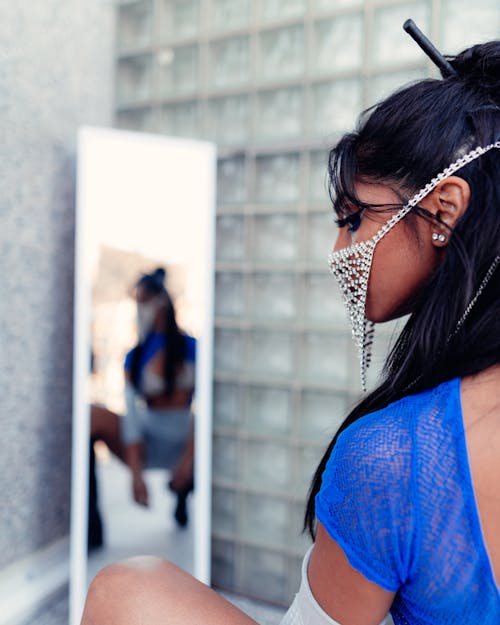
114;0;500;606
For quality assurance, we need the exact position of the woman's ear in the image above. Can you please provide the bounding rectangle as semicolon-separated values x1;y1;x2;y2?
421;176;471;247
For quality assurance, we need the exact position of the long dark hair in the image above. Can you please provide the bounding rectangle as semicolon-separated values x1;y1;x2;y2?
305;41;500;538
129;267;186;396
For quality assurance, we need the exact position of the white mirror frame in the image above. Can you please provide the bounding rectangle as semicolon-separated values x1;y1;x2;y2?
70;127;216;625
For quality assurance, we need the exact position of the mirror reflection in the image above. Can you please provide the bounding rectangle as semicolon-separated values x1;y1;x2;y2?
73;127;215;605
87;263;196;573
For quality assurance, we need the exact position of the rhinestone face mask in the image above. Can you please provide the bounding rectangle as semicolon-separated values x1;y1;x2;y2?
328;141;500;391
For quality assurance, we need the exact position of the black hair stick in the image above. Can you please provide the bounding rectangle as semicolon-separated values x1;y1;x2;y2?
403;19;458;78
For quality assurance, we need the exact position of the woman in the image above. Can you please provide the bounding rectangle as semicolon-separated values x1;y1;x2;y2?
89;267;196;545
82;34;499;625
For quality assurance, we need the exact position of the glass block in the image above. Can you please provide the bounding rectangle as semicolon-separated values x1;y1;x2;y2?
253;214;299;263
211;538;236;588
207;96;250;144
306;212;335;263
115;108;155;133
248;330;294;377
441;0;500;52
259;0;305;22
301;331;350;385
117;1;153;51
211;0;250;32
296;445;321;496
241;547;288;604
161;0;200;41
212;434;241;482
290;503;313;554
217;156;248;204
371;3;431;67
245;386;292;435
116;55;153;106
309;151;330;202
241;494;290;547
213;328;243;373
215;272;245;317
299;390;346;442
212;487;238;536
215;215;245;261
158;45;198;96
255;154;301;203
303;273;347;325
250;273;296;320
258;25;305;82
315;0;361;10
366;69;427;108
256;88;303;140
210;37;250;89
310;80;361;136
313;14;363;73
243;441;291;489
213;382;241;428
288;558;305;602
159;101;200;137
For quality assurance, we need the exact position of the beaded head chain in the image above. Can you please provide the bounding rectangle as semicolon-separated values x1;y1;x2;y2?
328;142;500;391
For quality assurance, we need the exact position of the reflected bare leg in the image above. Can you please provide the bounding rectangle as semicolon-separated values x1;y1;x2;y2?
88;404;126;550
90;404;125;461
169;427;195;493
169;428;195;527
81;557;259;625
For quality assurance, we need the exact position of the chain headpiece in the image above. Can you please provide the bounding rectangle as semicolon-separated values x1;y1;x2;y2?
328;141;500;390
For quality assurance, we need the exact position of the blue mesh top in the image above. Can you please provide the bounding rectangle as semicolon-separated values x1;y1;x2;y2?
315;377;500;624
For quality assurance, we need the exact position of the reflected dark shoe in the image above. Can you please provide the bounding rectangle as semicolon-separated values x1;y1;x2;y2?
88;438;104;551
88;517;104;552
174;491;188;528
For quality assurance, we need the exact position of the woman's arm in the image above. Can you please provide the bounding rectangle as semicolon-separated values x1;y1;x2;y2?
308;522;395;625
123;374;149;506
125;441;149;506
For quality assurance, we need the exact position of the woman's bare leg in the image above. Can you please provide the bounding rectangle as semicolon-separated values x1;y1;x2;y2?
169;428;194;493
88;404;127;548
90;404;125;461
81;557;260;625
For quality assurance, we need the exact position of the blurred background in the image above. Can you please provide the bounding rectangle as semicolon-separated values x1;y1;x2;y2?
1;1;498;624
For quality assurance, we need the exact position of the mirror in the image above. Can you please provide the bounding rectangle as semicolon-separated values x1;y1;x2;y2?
70;127;216;625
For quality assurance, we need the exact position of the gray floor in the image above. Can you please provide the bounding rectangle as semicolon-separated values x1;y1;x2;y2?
88;452;285;625
88;449;194;582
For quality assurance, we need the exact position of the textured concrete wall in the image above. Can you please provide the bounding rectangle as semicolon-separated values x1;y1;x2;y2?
0;1;114;569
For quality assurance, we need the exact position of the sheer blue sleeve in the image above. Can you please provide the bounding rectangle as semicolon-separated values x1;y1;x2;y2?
315;402;416;592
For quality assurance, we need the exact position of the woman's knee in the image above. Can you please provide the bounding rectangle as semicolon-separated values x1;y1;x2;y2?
82;556;259;625
82;556;181;624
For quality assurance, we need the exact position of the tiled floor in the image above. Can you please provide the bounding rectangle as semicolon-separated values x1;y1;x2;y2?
88;453;285;625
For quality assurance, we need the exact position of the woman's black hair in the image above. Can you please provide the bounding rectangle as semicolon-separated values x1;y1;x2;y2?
305;40;500;538
129;267;186;397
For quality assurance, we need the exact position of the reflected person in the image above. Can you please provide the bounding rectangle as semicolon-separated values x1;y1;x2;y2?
89;268;196;549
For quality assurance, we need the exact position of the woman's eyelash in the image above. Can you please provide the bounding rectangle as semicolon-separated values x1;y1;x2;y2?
335;210;363;232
